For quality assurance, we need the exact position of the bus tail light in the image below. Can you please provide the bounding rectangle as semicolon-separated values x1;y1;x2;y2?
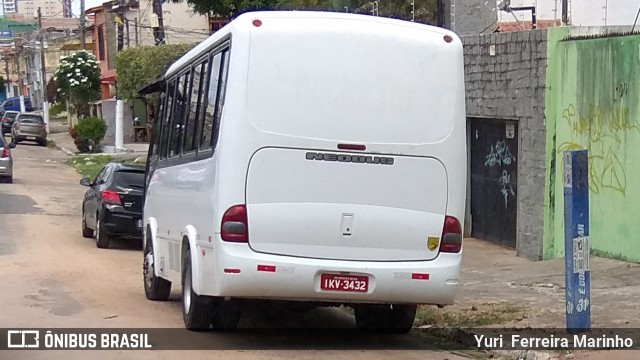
440;216;462;253
221;205;248;242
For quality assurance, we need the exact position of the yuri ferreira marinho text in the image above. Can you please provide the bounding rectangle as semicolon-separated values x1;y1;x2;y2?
474;334;634;349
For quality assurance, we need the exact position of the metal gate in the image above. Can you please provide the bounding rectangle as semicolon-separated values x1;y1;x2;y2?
469;119;518;248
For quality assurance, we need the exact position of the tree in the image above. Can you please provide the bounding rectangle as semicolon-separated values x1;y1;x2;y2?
46;77;57;103
171;0;436;23
115;44;194;102
55;50;101;117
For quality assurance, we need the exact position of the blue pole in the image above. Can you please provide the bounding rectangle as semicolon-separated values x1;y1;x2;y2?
563;149;591;332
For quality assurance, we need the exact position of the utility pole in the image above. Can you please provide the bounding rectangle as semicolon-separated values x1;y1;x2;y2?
151;0;165;45
38;7;49;133
80;0;86;49
134;17;139;46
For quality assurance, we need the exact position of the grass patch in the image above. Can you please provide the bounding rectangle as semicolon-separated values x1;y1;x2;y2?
46;139;57;149
415;304;527;328
66;155;143;179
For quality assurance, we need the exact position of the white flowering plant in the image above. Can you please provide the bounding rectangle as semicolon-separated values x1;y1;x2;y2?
54;50;100;116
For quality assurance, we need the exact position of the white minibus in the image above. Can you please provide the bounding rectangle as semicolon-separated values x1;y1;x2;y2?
140;10;466;333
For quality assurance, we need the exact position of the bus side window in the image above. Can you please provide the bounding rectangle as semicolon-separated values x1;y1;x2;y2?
212;49;230;150
170;71;190;158
200;48;230;151
150;92;165;158
159;80;176;160
185;58;208;154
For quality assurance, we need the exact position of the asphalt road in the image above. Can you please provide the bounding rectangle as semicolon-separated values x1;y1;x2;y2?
0;140;470;360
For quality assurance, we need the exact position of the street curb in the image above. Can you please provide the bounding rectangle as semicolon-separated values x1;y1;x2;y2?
54;143;76;156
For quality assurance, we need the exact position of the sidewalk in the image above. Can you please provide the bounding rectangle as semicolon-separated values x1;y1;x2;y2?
49;131;149;157
450;238;640;359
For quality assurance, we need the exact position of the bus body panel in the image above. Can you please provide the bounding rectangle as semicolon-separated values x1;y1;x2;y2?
246;147;448;261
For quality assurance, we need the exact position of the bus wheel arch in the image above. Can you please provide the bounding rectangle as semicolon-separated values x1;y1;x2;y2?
143;224;171;301
181;235;212;331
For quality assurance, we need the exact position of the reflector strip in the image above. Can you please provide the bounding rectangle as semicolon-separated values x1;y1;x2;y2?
223;268;241;273
411;273;430;280
257;265;276;272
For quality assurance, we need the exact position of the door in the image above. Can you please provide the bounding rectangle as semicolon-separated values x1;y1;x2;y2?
470;119;517;248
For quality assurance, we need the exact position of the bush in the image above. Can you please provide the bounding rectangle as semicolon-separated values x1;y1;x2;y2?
49;102;65;117
72;117;107;153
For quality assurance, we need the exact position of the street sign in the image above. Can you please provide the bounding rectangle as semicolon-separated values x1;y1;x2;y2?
0;30;13;37
563;149;590;332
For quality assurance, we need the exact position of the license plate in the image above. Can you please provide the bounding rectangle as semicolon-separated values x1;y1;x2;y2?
27;136;36;140
137;220;143;228
320;274;368;293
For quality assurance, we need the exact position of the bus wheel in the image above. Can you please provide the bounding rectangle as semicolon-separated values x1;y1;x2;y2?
143;235;171;301
211;300;241;331
354;304;416;334
182;249;212;331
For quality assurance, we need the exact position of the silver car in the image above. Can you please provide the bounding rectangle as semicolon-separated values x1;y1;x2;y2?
11;113;47;146
0;135;15;183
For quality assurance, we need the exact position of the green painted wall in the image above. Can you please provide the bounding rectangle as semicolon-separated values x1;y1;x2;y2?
544;29;640;262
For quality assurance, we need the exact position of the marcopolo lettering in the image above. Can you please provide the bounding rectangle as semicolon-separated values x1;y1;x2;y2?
305;152;394;165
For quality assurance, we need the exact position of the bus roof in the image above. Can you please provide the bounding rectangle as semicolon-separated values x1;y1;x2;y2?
165;11;457;78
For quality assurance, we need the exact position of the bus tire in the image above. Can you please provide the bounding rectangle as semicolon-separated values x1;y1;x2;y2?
143;234;171;301
182;248;212;331
211;300;241;331
354;304;416;334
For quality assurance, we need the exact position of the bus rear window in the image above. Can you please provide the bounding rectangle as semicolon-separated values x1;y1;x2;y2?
246;21;462;145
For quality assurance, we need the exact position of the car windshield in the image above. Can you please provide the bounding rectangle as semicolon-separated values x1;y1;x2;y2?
19;116;44;124
113;170;145;189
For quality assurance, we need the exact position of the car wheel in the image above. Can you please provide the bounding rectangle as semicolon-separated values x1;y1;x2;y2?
95;217;110;249
182;248;212;331
39;140;47;147
81;210;94;238
6;176;12;184
143;233;171;301
354;304;416;334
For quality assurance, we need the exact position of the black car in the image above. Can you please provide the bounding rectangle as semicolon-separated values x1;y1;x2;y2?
80;162;146;248
1;111;20;135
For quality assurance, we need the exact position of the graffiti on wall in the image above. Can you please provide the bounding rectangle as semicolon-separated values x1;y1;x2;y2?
557;102;638;195
485;140;516;207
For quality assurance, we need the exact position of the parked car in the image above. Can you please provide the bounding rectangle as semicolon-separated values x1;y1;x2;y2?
80;162;146;248
1;111;20;135
0;96;33;115
0;135;16;183
11;113;47;146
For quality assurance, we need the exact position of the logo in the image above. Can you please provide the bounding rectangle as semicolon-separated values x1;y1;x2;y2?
427;236;439;251
7;330;39;348
305;152;394;165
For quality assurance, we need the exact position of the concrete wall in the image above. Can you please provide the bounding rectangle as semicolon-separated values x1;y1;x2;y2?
544;29;640;262
462;30;548;260
134;0;209;46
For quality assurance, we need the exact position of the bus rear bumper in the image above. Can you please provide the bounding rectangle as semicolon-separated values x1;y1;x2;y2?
207;243;461;306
